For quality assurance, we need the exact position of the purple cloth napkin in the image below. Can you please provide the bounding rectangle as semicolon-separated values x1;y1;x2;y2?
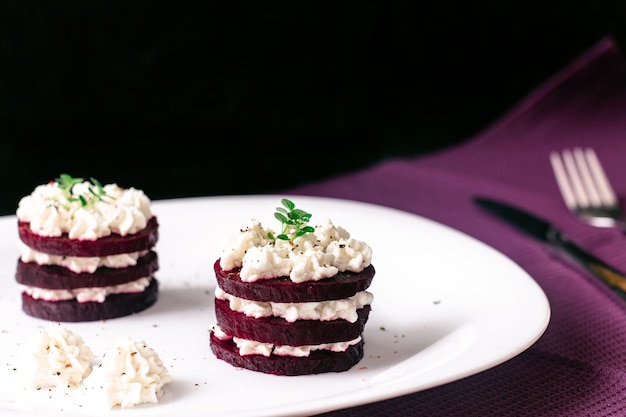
285;36;626;417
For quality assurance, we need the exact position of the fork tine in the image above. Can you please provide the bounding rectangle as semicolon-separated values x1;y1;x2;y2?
551;147;623;228
561;149;591;208
572;147;602;208
550;151;579;210
582;148;618;207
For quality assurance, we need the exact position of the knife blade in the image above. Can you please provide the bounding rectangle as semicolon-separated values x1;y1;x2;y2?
474;196;626;299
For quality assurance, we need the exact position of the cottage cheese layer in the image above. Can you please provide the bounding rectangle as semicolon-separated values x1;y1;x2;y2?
19;244;148;273
86;337;171;409
212;325;361;357
17;180;152;239
24;323;94;389
219;219;372;283
23;277;152;303
215;287;373;323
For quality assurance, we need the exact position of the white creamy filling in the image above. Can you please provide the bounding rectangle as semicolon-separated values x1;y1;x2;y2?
219;219;372;283
17;181;152;239
212;325;361;357
24;323;95;389
19;243;147;273
23;325;170;410
23;277;152;303
85;337;171;409
215;286;373;323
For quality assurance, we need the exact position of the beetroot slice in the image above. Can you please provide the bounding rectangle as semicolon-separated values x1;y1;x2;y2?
15;251;159;289
215;298;371;345
214;259;375;302
21;278;159;322
18;217;159;257
209;332;364;376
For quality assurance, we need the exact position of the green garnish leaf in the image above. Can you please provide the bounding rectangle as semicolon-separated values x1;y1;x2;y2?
56;173;84;194
270;198;314;242
54;173;115;208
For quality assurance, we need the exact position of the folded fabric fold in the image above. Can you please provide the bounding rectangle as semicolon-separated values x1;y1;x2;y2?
284;36;626;417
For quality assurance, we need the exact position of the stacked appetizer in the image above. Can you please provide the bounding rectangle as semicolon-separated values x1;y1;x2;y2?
15;174;159;322
210;198;375;375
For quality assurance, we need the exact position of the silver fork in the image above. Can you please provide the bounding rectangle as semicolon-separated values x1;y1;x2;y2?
550;147;625;229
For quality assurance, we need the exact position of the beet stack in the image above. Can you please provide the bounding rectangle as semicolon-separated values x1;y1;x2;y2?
15;174;160;322
209;198;376;376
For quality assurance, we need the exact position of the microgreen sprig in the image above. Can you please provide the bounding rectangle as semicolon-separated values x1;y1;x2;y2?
55;173;114;208
56;173;84;194
268;198;315;242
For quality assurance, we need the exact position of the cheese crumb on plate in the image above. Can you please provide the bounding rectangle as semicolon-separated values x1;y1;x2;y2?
21;324;171;410
23;322;95;389
85;336;172;409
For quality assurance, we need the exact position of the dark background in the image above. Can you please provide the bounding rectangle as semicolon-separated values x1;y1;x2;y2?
1;1;625;215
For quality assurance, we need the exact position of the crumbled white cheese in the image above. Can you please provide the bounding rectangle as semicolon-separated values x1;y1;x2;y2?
24;323;94;389
215;286;373;323
219;218;372;282
23;277;152;303
86;337;171;409
16;180;152;239
212;325;361;357
20;325;171;410
19;243;148;273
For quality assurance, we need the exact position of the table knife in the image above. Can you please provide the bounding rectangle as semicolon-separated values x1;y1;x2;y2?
474;196;626;299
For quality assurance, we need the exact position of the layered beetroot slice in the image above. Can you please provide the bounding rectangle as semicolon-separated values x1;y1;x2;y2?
21;278;159;322
210;332;365;376
215;298;371;345
214;259;375;302
16;251;159;289
18;217;159;257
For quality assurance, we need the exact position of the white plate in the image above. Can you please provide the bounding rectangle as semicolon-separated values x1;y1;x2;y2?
0;195;550;417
